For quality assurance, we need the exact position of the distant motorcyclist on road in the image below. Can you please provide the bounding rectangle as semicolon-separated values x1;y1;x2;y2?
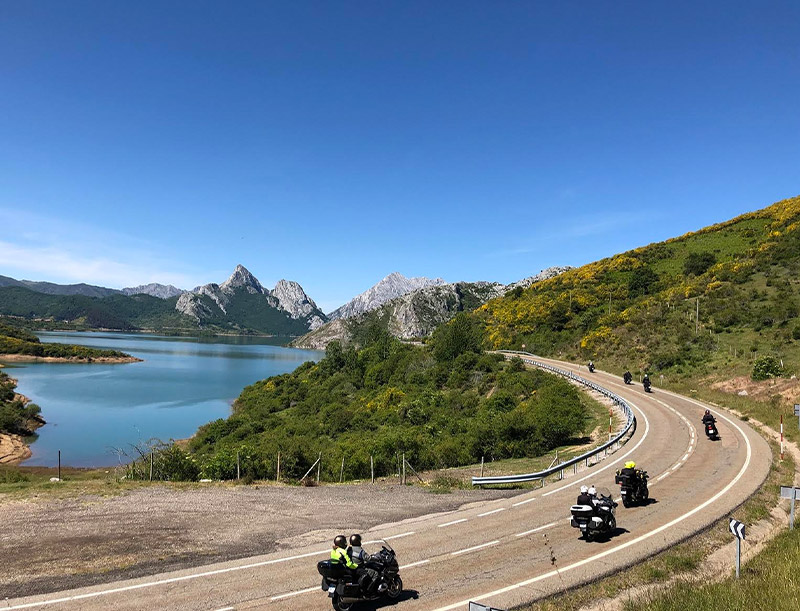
702;409;716;425
588;360;595;373
623;370;633;384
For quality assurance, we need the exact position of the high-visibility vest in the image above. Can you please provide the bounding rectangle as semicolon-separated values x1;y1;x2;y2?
331;547;357;569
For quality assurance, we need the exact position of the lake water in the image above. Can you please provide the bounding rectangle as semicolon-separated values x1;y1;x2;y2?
4;332;321;467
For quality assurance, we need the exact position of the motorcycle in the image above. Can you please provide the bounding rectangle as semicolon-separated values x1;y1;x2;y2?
704;418;719;440
318;541;403;611
570;487;618;541
588;362;595;373
643;377;652;392
623;371;632;385
615;470;649;507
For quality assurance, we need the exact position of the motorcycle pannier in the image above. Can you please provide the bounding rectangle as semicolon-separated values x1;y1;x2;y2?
317;560;347;579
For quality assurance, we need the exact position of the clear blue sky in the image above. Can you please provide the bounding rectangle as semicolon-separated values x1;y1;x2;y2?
1;1;798;312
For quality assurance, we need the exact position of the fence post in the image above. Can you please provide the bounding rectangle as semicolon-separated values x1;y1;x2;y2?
276;452;281;483
480;455;484;478
236;451;240;480
149;452;153;482
339;455;345;483
58;450;61;481
370;455;374;484
317;452;321;483
402;452;406;485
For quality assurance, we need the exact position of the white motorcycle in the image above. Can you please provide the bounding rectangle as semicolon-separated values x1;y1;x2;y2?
570;487;618;541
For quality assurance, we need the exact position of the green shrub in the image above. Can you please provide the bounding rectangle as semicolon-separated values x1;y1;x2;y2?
751;355;785;381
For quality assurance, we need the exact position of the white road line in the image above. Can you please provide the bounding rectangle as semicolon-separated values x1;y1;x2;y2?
512;497;537;507
656;472;670;481
515;521;558;537
400;559;430;569
270;586;319;601
2;548;331;610
212;608;235;611
432;390;754;611
363;531;416;545
477;508;507;517
438;518;467;528
451;541;500;556
682;452;690;461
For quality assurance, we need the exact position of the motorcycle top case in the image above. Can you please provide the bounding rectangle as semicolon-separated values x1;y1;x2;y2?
570;504;594;518
317;560;348;579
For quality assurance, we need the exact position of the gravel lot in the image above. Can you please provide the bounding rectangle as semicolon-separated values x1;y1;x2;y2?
0;481;517;598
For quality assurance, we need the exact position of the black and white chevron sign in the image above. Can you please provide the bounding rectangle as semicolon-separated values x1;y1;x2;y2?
729;518;746;540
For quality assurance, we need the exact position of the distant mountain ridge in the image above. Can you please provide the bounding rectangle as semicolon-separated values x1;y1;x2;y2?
328;272;446;320
293;266;571;349
121;283;185;299
0;275;119;298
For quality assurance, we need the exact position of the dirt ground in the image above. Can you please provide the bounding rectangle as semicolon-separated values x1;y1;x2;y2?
0;481;517;599
711;374;800;403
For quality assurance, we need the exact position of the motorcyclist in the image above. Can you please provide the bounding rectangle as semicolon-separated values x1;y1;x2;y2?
576;485;592;506
702;409;716;425
347;534;384;593
588;360;595;372
619;461;638;484
623;370;632;384
331;535;358;571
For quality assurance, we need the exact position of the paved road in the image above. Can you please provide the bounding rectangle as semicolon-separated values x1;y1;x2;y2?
2;358;772;611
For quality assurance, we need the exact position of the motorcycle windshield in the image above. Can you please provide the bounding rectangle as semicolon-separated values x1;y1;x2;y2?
596;486;613;500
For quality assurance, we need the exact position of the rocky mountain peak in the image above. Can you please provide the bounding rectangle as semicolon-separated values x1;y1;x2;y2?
220;264;264;295
328;272;446;320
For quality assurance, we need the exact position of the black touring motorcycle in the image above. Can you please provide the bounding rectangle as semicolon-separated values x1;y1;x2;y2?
317;541;403;611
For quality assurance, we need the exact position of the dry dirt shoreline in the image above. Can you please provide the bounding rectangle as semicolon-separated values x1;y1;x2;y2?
0;481;518;599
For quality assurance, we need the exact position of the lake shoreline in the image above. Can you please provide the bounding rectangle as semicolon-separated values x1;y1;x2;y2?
0;354;142;364
0;388;45;465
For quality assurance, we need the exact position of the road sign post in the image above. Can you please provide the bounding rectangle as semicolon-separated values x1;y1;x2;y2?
729;518;745;578
795;404;800;431
780;486;800;530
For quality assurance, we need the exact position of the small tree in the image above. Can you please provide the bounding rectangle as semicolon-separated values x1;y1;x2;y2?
684;252;717;276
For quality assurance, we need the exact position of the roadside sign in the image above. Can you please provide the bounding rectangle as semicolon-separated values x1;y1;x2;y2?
469;603;506;611
729;518;745;579
794;404;800;416
729;518;746;540
779;486;800;499
781;486;800;530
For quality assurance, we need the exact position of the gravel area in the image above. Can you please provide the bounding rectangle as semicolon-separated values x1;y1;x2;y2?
0;481;517;598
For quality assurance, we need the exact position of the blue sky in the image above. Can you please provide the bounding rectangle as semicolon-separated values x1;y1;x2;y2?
1;1;798;312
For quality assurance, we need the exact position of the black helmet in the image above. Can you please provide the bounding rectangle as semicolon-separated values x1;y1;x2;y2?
349;534;362;546
705;409;710;415
333;535;347;549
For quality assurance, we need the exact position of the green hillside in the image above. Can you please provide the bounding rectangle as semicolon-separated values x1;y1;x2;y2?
478;196;800;380
0;286;195;332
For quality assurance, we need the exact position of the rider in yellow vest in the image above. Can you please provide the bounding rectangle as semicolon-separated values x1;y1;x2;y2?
331;535;358;570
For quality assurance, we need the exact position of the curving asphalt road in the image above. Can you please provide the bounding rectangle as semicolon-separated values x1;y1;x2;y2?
2;358;772;611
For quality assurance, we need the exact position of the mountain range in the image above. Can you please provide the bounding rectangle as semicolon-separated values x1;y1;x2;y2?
0;266;571;339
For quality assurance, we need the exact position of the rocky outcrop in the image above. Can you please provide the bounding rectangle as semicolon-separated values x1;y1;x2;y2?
175;265;327;334
328;272;445;320
121;283;185;299
506;266;573;290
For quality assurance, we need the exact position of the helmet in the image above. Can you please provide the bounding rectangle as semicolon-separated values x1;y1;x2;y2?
625;461;636;469
333;535;347;549
580;485;588;493
349;534;362;547
588;486;597;496
705;409;710;415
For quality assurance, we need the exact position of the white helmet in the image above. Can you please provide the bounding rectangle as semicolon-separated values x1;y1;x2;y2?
580;485;588;493
588;486;597;496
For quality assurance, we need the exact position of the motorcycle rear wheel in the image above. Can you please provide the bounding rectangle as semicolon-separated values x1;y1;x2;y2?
332;594;354;611
386;575;403;599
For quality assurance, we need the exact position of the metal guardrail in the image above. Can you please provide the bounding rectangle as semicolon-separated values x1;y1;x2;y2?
471;351;636;486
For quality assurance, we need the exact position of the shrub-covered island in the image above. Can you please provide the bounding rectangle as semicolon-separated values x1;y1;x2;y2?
0;322;138;363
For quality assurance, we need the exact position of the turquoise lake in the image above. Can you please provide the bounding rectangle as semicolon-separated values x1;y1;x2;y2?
4;332;321;467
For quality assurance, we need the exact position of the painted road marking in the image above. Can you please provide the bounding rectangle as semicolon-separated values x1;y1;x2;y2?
512;497;537;507
270;586;319;601
363;531;415;545
400;559;430;569
515;522;557;537
438;518;468;528
451;541;500;556
478;508;507;517
431;390;754;611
